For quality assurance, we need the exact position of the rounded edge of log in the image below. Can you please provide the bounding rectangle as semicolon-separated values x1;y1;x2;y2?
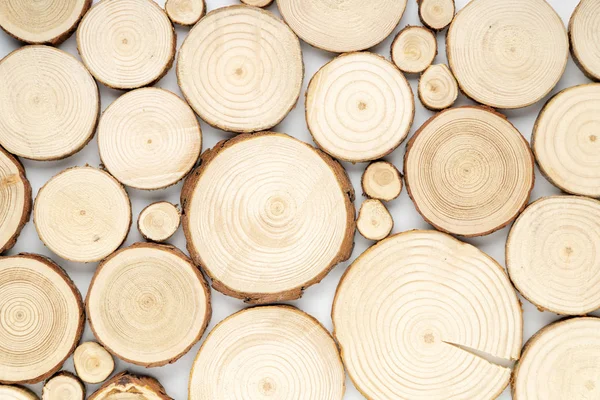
361;161;403;202
0;147;31;254
88;371;172;400
390;25;438;74
0;384;39;400
137;202;181;242
73;342;114;384
42;371;85;400
569;0;600;82
417;0;455;31
165;0;206;26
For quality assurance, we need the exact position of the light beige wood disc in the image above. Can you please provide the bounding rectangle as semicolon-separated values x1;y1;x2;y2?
333;230;523;399
0;148;31;254
138;202;181;242
181;132;355;303
0;385;38;400
88;372;172;400
362;161;402;201
0;46;99;161
241;0;273;7
447;0;568;109
165;0;205;26
34;166;131;263
42;372;85;400
391;26;437;74
77;0;176;90
570;0;600;81
177;5;302;133
404;107;534;237
306;52;414;162
73;342;114;384
419;64;458;111
357;199;393;241
189;306;345;400
0;254;84;384
418;0;455;31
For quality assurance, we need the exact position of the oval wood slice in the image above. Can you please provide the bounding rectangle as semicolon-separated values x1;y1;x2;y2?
0;385;38;400
357;199;393;241
447;0;568;109
42;372;85;400
0;254;84;384
570;0;600;81
419;64;458;111
362;161;402;201
138;202;181;242
306;52;414;162
88;372;172;400
418;0;455;31
77;0;176;90
165;0;205;26
391;26;437;74
0;46;99;161
73;342;114;384
404;106;534;237
0;148;31;254
240;0;272;6
333;230;523;399
189;306;345;400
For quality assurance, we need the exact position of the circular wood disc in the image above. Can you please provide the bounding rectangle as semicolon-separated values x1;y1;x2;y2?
0;385;38;400
0;46;99;161
0;148;31;254
357;199;393;241
42;372;85;400
418;0;455;31
241;0;273;6
177;6;302;133
333;230;523;399
418;64;458;111
189;306;345;400
165;0;205;26
86;242;211;367
447;0;568;109
570;0;600;81
362;161;402;201
77;0;176;90
532;84;600;198
391;26;437;74
73;342;114;384
404;107;534;237
138;202;181;242
98;88;202;190
181;132;355;303
0;254;84;384
34;167;131;263
88;372;171;400
306;52;414;162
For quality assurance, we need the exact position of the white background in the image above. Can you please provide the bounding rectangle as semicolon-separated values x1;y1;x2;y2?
0;0;591;398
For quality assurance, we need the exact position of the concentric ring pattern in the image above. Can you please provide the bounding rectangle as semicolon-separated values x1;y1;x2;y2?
391;27;437;74
138;202;180;241
570;0;600;81
0;385;37;399
0;148;30;254
419;64;458;111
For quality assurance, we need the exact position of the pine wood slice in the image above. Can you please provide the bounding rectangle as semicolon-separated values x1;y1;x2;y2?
570;0;600;81
177;5;302;133
362;161;402;201
73;342;114;384
138;202;181;242
42;372;85;400
419;64;458;111
0;385;38;400
447;0;568;109
241;0;273;7
0;254;84;384
0;148;31;254
88;372;172;400
404;107;534;237
189;305;345;400
357;199;393;241
391;26;437;74
0;46;99;161
182;132;355;303
532;84;600;198
77;0;176;90
34;166;131;263
418;0;455;31
165;0;205;26
306;52;414;162
333;230;523;399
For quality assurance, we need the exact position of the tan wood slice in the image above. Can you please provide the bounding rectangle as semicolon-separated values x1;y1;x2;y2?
570;0;600;81
86;242;211;367
447;0;568;109
177;5;302;133
357;199;393;241
189;305;345;400
419;64;458;111
362;161;402;201
532;84;600;198
306;52;415;162
0;385;38;400
181;132;355;303
98;88;202;190
0;254;84;384
138;202;181;242
0;46;99;161
241;0;273;7
404;106;534;237
73;342;114;384
165;0;205;26
333;230;523;399
391;26;437;74
0;148;31;254
77;0;176;90
418;0;455;31
42;372;85;400
88;372;172;400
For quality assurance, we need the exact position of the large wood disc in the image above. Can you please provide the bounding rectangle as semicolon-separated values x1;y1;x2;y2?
0;385;38;400
333;230;523;399
181;132;355;303
0;254;84;384
88;372;172;400
570;0;600;81
42;372;85;400
0;148;31;254
447;0;568;109
404;106;534;237
189;305;345;400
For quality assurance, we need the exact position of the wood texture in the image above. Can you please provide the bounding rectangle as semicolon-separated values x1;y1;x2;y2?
361;161;402;201
165;0;205;26
356;199;393;241
138;202;181;242
88;372;172;400
0;385;38;400
241;0;273;6
73;342;114;384
570;0;600;81
418;64;458;111
417;0;455;31
42;372;85;400
0;147;31;254
391;26;437;74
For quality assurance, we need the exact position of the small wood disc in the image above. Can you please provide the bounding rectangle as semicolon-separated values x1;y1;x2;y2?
532;84;600;198
241;0;273;7
404;107;534;237
138;202;181;242
42;372;85;400
333;230;523;399
447;0;568;109
418;0;455;31
73;342;114;384
165;0;205;26
362;161;402;201
418;64;458;111
189;305;345;400
391;26;437;74
34;167;131;263
88;372;171;400
0;385;38;400
77;0;176;90
182;132;355;303
86;242;211;367
570;0;600;81
98;88;202;190
357;199;393;241
306;52;414;162
0;148;31;254
0;254;84;384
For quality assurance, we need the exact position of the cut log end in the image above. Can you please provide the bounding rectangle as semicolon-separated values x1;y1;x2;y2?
138;202;181;242
165;0;205;26
418;0;455;31
362;161;403;201
0;385;38;400
73;342;114;384
391;26;437;74
357;199;393;241
0;148;31;254
42;372;85;400
88;372;172;400
569;0;600;81
240;0;273;7
418;64;458;111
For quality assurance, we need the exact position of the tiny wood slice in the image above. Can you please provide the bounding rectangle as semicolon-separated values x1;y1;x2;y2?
357;200;393;241
177;6;302;133
447;0;568;109
333;230;523;399
77;0;176;90
165;0;205;26
417;0;455;31
189;306;345;400
0;254;84;384
391;26;437;74
404;107;534;237
362;161;402;201
570;0;600;81
88;372;172;400
0;385;38;400
73;342;114;384
138;202;181;242
241;0;273;7
419;64;458;111
42;372;85;400
0;148;31;254
98;88;202;190
306;52;414;162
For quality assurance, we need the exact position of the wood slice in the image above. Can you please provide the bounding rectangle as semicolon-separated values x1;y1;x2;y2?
86;242;211;367
42;372;85;400
177;5;302;133
404;106;534;237
98;88;202;190
77;0;176;90
447;0;568;109
0;385;38;400
570;0;600;81
0;254;84;384
418;64;458;111
241;0;273;7
417;0;455;31
181;132;355;303
391;26;437;74
357;199;393;241
34;166;131;263
306;52;415;162
88;372;172;400
362;161;402;201
532;84;600;198
0;148;31;254
165;0;205;26
0;46;99;161
332;230;523;399
138;202;181;242
189;305;345;400
73;342;114;384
